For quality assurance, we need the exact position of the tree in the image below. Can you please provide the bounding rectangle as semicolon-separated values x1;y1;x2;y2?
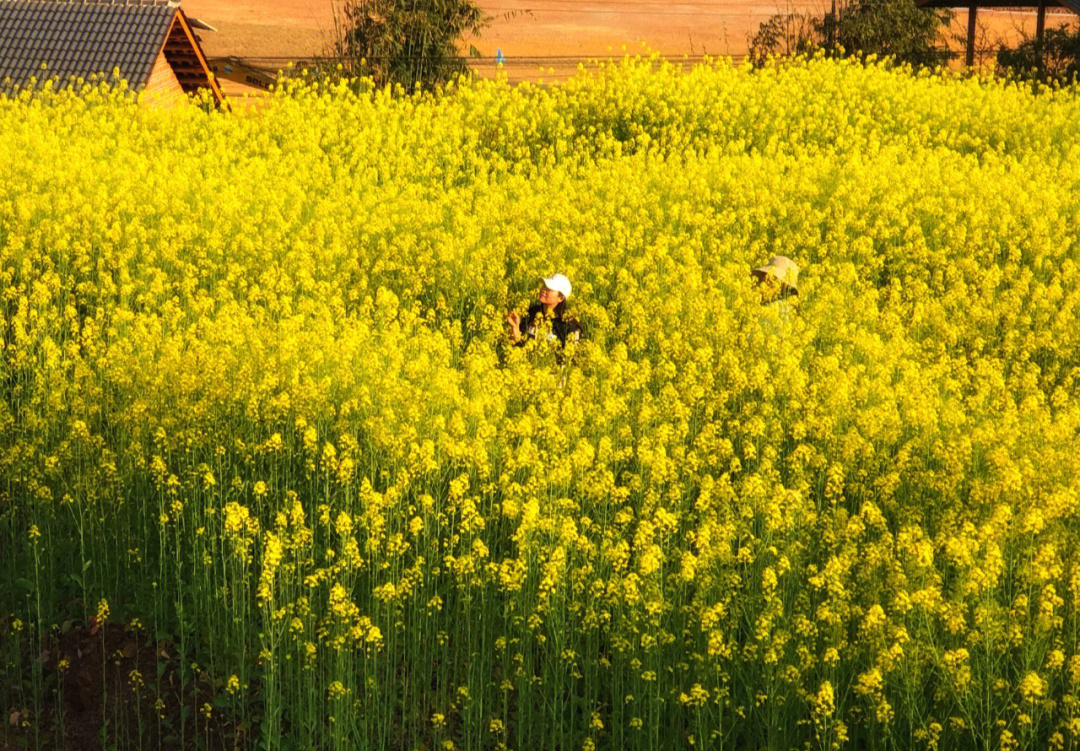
331;0;488;90
748;10;821;66
750;0;952;68
827;0;951;67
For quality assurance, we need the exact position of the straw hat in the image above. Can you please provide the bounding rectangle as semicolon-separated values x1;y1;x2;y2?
751;256;799;293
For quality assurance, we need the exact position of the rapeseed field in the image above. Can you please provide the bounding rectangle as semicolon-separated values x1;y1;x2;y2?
2;55;1080;750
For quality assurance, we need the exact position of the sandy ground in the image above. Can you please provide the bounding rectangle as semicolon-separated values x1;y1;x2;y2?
178;0;1079;92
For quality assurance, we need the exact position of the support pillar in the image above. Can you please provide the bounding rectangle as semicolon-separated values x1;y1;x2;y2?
1036;0;1047;70
966;4;977;68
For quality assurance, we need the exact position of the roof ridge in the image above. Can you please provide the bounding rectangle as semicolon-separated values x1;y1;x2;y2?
5;0;181;6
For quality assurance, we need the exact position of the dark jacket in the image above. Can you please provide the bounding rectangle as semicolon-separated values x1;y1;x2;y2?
517;303;582;347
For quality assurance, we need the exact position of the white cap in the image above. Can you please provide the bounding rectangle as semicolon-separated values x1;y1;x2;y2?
543;273;572;299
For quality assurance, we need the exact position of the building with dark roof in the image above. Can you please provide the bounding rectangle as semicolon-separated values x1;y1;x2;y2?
916;0;1080;68
0;0;224;104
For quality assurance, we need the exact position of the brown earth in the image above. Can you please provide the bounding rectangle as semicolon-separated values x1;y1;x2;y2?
184;0;833;92
1;617;236;751
181;0;1078;87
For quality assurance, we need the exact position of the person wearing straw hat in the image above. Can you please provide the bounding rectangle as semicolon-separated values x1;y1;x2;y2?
507;273;582;347
751;256;800;304
752;256;800;342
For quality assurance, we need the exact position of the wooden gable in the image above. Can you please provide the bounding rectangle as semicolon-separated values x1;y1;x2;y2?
0;1;224;105
159;9;224;105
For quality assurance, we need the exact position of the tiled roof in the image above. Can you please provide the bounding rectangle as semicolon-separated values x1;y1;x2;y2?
0;0;179;93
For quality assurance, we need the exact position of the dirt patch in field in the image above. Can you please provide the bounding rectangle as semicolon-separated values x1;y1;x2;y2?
1;618;236;751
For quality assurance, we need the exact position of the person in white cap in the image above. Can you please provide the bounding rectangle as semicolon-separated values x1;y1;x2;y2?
507;273;582;347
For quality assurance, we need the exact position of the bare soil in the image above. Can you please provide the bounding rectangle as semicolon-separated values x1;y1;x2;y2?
1;617;236;751
181;0;1078;85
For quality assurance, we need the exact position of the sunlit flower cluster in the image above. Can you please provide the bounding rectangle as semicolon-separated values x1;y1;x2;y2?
2;54;1080;749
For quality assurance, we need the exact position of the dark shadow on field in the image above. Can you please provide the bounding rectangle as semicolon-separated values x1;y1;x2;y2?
1;618;236;750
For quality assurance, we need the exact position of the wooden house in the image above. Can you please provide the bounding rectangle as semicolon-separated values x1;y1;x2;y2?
0;0;223;105
916;0;1080;67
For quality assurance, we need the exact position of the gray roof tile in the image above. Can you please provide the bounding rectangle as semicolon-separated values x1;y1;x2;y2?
0;0;180;92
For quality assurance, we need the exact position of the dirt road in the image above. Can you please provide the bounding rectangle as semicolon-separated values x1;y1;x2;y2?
182;1;823;71
179;0;1077;88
